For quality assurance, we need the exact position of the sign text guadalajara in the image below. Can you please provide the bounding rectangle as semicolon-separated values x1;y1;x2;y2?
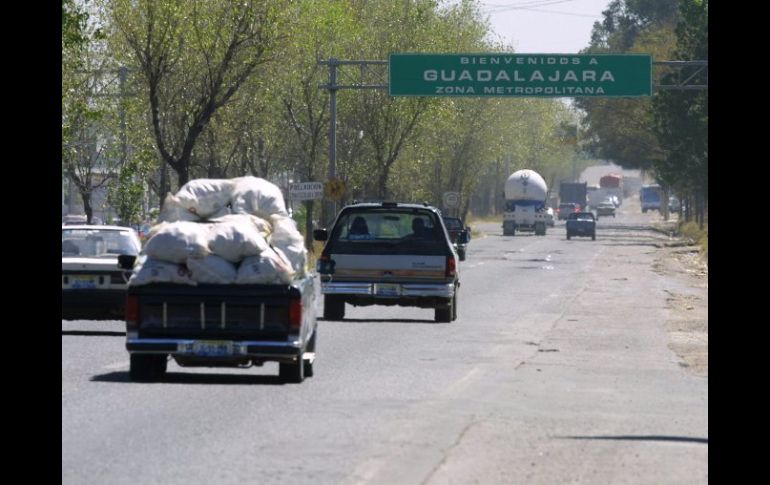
389;54;652;97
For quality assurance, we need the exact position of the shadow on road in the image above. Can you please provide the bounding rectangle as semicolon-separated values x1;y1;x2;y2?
62;330;125;337
320;318;438;324
91;371;288;385
559;434;707;445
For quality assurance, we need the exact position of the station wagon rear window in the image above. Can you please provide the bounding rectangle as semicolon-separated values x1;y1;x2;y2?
328;209;448;255
62;228;141;257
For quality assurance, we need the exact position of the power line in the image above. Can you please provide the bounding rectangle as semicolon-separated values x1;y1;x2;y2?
480;0;576;13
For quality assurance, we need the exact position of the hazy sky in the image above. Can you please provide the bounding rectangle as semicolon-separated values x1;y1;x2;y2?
481;0;611;54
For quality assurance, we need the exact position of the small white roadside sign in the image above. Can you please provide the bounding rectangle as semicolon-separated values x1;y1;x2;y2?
289;182;324;201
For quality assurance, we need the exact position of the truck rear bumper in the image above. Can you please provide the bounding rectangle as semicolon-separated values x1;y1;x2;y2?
322;282;455;298
126;338;303;358
62;289;126;320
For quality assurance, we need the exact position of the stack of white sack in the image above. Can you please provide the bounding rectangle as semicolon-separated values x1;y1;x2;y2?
268;214;308;278
130;177;306;286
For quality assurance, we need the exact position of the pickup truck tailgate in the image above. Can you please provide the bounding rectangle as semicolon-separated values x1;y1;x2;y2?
330;253;447;282
129;283;303;340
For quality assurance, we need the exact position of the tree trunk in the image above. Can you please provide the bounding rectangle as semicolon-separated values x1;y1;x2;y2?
377;163;390;200
81;192;93;224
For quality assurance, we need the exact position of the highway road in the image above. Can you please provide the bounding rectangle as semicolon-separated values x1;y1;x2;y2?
62;198;707;484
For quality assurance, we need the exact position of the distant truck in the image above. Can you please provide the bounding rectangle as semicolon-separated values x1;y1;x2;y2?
503;169;551;236
640;184;663;213
559;181;587;209
598;174;624;206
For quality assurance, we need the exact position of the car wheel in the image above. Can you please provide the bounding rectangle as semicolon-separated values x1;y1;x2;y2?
459;250;466;261
323;295;345;320
279;360;304;383
130;354;165;382
435;301;452;323
451;290;458;321
303;358;314;378
592;232;596;241
566;233;571;240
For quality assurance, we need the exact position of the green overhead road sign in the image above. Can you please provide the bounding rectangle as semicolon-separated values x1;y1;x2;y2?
389;53;652;97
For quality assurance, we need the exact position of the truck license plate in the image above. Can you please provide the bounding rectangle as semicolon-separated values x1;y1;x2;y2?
70;276;96;289
375;283;400;297
191;340;233;357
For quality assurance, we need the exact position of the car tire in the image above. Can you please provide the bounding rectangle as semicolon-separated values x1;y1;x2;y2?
130;354;166;382
279;360;305;383
592;232;596;241
566;233;571;240
323;295;345;320
451;290;458;321
459;250;466;261
435;301;452;323
303;358;314;378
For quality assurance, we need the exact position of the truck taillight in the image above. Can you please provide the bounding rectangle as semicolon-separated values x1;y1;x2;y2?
446;256;456;277
125;294;139;329
288;297;302;332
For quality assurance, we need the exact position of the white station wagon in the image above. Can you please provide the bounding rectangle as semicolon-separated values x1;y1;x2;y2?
314;202;460;323
62;225;141;320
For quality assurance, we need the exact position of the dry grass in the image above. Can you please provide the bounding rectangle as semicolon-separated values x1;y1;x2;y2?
678;221;708;263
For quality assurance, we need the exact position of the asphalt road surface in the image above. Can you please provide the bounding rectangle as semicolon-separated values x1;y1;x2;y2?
62;198;707;484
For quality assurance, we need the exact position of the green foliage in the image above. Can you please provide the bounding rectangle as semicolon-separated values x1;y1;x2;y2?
107;148;155;225
652;0;708;206
67;0;588;222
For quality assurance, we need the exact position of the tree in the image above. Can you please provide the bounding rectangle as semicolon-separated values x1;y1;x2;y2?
63;0;119;223
653;0;708;226
106;0;289;194
576;0;679;176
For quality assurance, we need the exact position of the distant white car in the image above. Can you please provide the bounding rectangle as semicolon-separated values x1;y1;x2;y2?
62;225;141;320
545;207;555;227
595;201;616;218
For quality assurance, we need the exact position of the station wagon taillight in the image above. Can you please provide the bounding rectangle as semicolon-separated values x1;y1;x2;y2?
446;256;456;277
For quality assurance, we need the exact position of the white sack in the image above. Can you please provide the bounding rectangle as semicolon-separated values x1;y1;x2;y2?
235;247;294;285
209;213;272;237
187;254;237;284
128;258;197;286
143;221;212;263
175;179;235;219
158;193;201;223
267;214;307;276
207;217;270;263
230;176;288;219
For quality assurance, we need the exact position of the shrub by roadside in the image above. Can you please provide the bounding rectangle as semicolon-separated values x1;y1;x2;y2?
678;221;708;263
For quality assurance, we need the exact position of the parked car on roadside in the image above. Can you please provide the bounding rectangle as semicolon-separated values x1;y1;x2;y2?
62;225;141;320
314;202;460;323
669;195;681;212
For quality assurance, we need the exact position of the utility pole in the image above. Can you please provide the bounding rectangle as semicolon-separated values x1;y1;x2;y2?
319;58;388;225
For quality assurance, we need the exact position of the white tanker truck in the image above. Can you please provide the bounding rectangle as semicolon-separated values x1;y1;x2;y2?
502;169;550;236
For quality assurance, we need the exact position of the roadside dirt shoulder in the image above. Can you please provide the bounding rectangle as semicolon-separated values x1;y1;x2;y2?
654;243;708;377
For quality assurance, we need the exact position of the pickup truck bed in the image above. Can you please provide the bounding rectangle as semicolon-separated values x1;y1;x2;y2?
125;274;319;383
